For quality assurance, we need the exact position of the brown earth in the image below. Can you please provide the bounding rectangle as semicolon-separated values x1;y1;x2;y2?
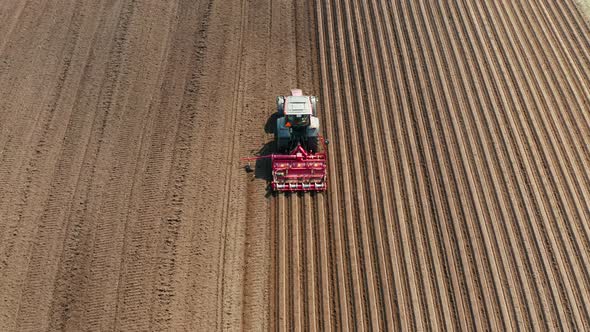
1;0;590;331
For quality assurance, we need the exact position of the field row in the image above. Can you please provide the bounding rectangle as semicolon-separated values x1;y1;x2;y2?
276;0;590;330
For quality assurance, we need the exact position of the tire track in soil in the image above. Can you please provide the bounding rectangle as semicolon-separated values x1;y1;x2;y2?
10;2;118;330
210;0;280;328
98;2;183;331
0;2;105;330
0;0;28;59
43;1;145;330
214;0;247;329
0;0;78;243
145;0;247;329
0;0;65;170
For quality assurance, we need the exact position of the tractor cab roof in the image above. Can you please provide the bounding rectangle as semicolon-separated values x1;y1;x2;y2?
284;96;313;116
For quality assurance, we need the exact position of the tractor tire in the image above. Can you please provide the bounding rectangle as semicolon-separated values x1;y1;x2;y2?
307;136;319;153
276;96;285;116
310;96;318;116
277;137;288;153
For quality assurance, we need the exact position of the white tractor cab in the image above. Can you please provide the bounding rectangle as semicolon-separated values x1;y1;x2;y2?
276;89;320;152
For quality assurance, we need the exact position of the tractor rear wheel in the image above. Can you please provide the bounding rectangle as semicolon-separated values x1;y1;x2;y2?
277;137;288;152
307;136;319;153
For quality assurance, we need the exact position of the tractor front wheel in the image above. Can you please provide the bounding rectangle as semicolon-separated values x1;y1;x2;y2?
276;96;285;116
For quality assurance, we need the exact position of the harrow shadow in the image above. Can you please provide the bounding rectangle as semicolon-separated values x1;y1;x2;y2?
253;141;276;198
248;140;275;182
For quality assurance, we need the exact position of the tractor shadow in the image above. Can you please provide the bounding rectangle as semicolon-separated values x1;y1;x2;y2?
264;112;279;134
242;112;279;197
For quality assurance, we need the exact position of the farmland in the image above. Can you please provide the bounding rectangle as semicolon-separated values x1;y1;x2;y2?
1;0;589;330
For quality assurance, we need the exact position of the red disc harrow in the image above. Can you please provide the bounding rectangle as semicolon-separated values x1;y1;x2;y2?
241;137;328;192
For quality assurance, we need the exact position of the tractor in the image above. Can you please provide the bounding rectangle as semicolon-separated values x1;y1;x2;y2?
275;89;320;153
241;89;327;192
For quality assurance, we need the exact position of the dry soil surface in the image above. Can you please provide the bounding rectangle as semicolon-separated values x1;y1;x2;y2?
1;0;590;331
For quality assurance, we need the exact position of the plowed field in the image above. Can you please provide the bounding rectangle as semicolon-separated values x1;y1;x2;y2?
1;0;590;331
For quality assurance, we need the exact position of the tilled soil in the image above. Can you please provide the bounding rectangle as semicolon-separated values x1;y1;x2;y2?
277;0;590;330
1;0;590;331
0;0;305;330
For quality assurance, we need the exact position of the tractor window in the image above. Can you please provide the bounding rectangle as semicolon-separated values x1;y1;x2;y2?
286;115;310;126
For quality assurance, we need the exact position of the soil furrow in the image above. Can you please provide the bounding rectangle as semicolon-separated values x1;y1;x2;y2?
516;1;590;203
331;1;381;329
415;1;515;328
432;1;530;328
418;2;514;329
315;2;351;329
477;3;568;328
443;1;539;328
363;1;428;329
351;1;400;328
386;2;458;330
378;1;459;329
339;0;387;329
277;194;288;331
402;0;490;329
487;1;588;328
550;1;590;82
324;0;369;328
507;2;590;323
290;195;303;330
461;0;558;327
